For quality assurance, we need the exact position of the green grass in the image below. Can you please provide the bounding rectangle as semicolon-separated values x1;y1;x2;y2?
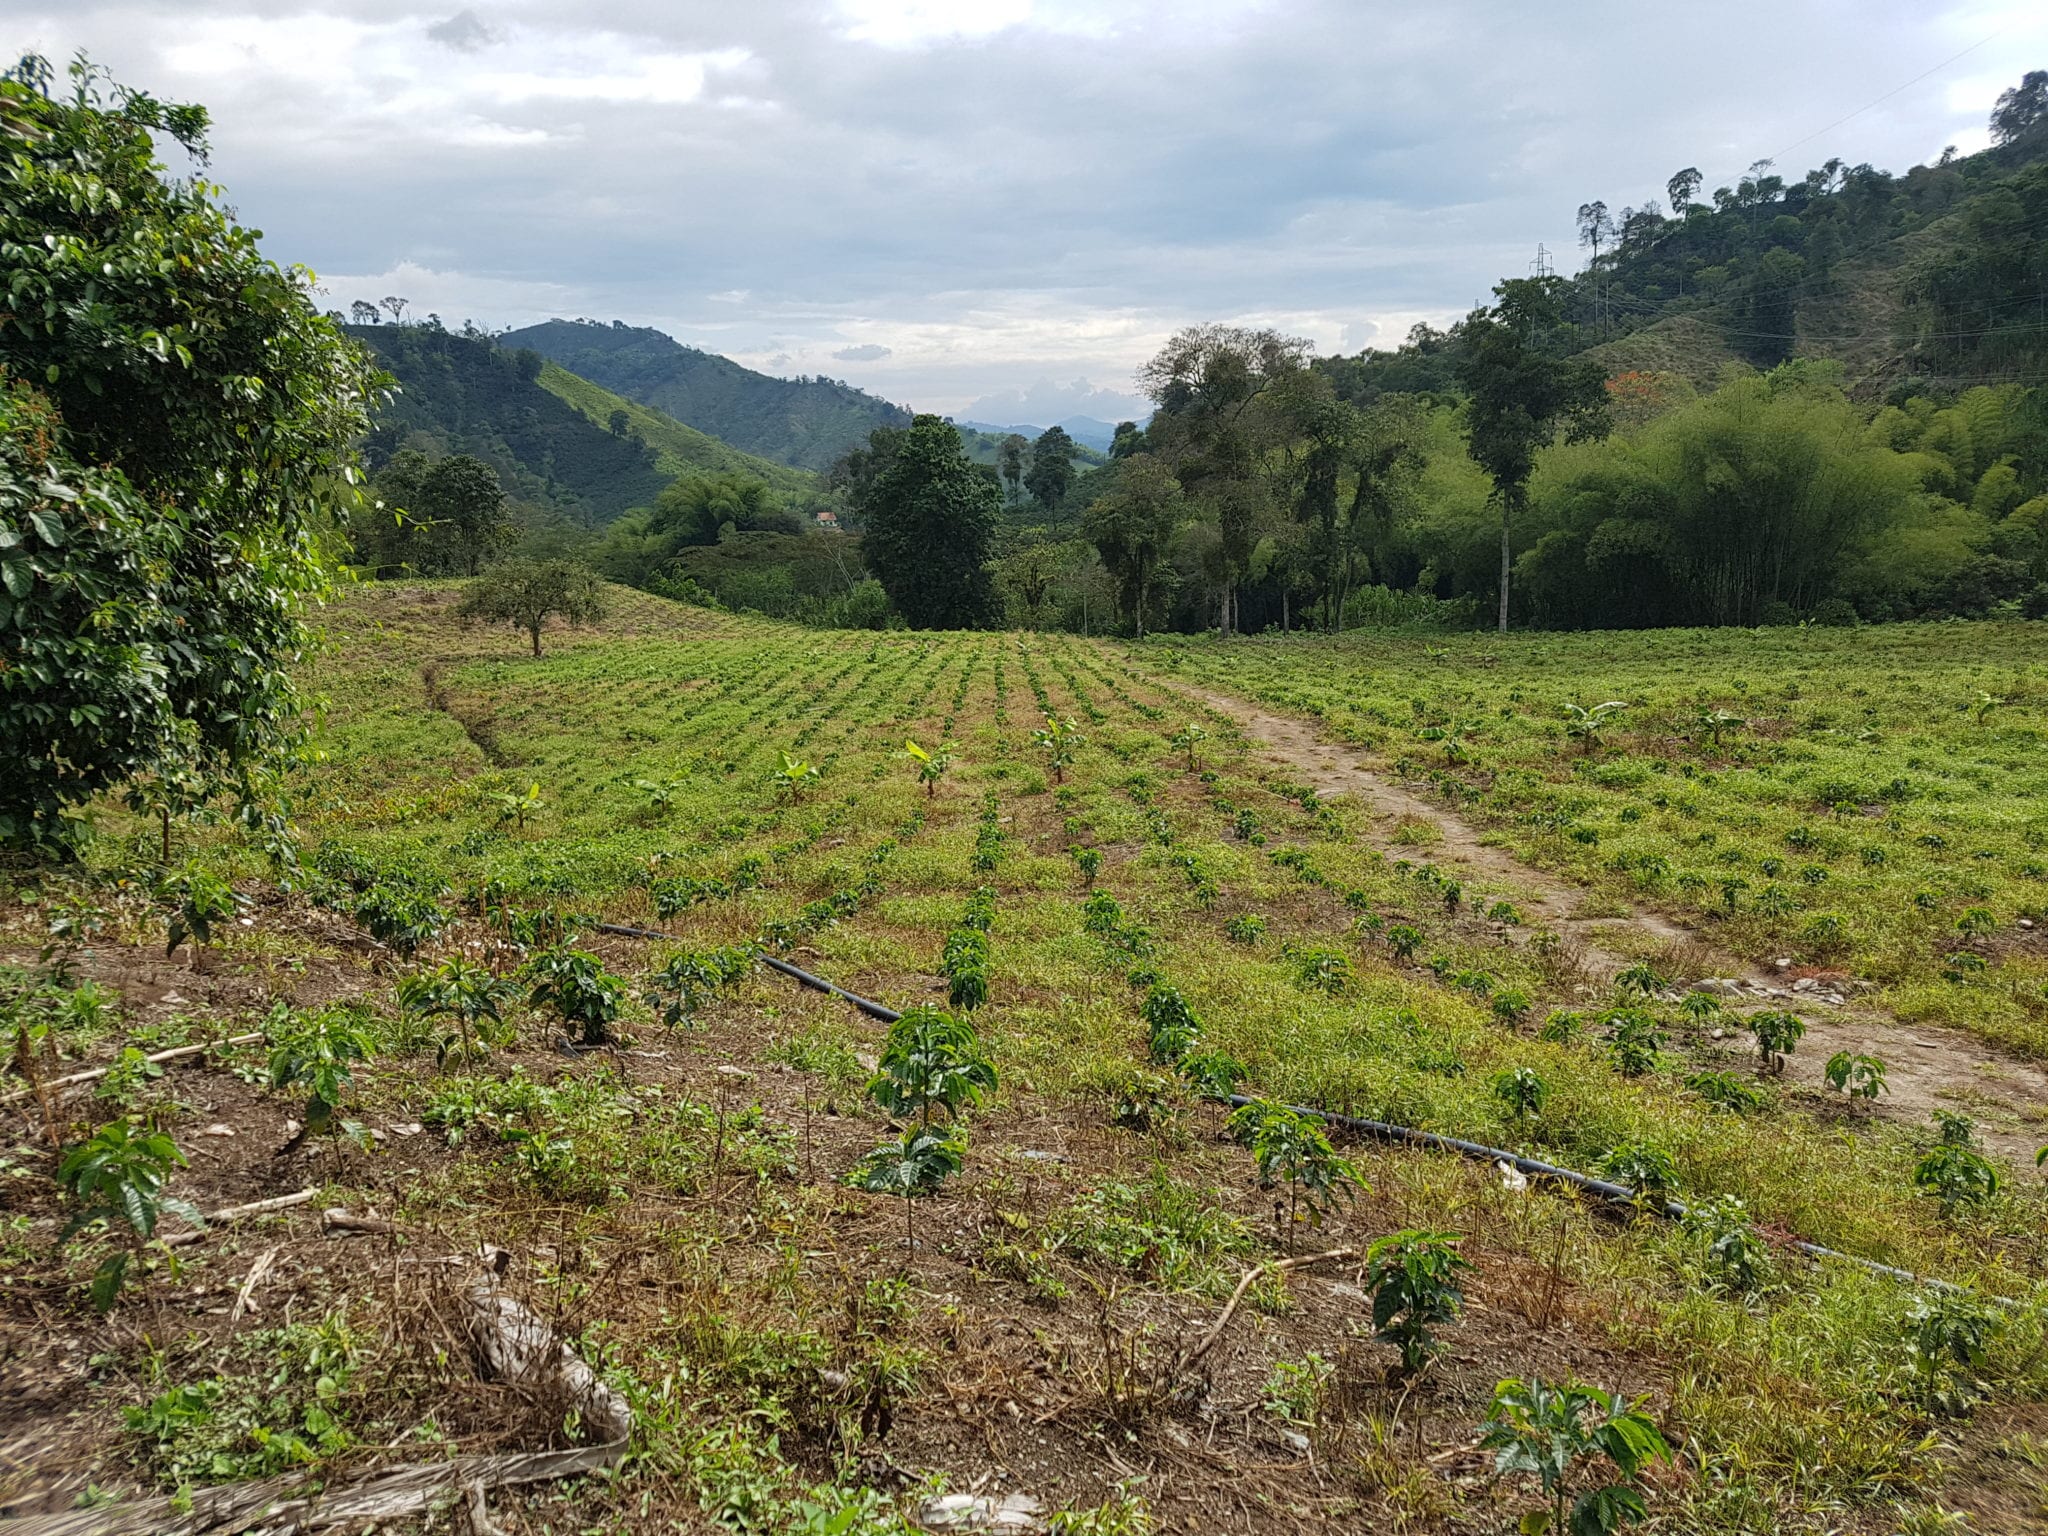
537;362;818;500
1136;622;2048;1059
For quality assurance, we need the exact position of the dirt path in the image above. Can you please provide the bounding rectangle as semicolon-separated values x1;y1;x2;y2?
1180;684;2048;1169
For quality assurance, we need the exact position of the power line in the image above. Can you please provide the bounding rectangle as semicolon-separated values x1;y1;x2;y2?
1765;27;2009;165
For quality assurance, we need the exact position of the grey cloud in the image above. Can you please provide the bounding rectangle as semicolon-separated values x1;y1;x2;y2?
426;10;498;52
832;343;892;361
23;1;2048;410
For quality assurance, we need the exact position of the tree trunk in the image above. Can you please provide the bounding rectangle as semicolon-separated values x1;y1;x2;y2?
1497;507;1512;634
529;622;542;657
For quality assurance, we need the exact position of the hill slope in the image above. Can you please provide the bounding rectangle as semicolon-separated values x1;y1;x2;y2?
501;319;912;472
350;325;671;523
535;363;817;500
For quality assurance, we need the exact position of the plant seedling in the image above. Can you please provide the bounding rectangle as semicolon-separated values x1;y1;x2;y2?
1914;1113;2002;1212
642;946;752;1031
1226;1100;1364;1244
1169;722;1208;772
1823;1050;1888;1111
1745;1010;1804;1074
526;946;628;1049
489;782;544;830
398;957;520;1067
1364;1229;1473;1376
772;751;821;802
856;1006;995;1258
1598;1141;1679;1212
1562;700;1629;756
1680;1194;1769;1294
1492;1066;1548;1120
901;738;955;798
159;868;244;967
58;1120;201;1313
1031;715;1083;783
1481;1376;1672;1536
1071;845;1103;885
268;1003;376;1168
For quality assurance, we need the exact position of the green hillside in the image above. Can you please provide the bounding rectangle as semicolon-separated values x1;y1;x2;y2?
536;362;817;500
349;324;670;523
501;319;912;472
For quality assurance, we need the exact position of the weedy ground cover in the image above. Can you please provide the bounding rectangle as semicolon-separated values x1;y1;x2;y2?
1140;623;2048;1061
2;584;2045;1533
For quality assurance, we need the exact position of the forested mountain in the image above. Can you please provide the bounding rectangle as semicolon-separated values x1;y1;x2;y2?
348;325;669;524
960;415;1124;453
500;319;912;472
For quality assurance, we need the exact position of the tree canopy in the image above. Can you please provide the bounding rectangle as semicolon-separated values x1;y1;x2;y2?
1;57;377;849
841;416;999;629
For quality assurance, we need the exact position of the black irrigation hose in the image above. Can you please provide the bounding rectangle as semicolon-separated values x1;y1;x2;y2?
597;921;1997;1302
594;923;903;1023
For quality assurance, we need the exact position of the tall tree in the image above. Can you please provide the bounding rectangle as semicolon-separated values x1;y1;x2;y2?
350;299;381;325
1139;324;1310;636
1575;199;1613;262
1456;277;1610;632
997;434;1027;502
1082;454;1184;638
1;57;378;849
1109;421;1145;459
1992;69;2048;150
1666;167;1702;213
1024;426;1076;517
422;454;516;575
848;416;999;629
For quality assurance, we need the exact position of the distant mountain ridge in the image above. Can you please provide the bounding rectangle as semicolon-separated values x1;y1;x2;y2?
501;319;912;473
956;415;1127;453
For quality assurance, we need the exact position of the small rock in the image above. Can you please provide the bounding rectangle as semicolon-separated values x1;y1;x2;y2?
1015;1149;1066;1164
2020;918;2036;930
390;1122;424;1138
1824;993;1846;1006
160;991;189;1006
1280;1429;1311;1454
1709;1027;1725;1040
238;917;255;928
202;1123;236;1137
1792;977;1816;992
1772;958;1791;971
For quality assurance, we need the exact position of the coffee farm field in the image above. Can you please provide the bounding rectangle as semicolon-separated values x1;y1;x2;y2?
4;584;2048;1534
1146;624;2048;1062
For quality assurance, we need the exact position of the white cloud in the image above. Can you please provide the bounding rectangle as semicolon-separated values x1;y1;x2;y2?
25;0;2048;411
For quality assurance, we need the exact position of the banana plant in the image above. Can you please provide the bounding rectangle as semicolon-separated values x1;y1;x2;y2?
771;751;821;802
1031;715;1083;783
1561;700;1629;756
489;782;544;830
900;738;955;798
1169;722;1208;772
59;1120;201;1313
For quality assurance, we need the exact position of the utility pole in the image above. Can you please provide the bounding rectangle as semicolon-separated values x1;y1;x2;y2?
1531;243;1553;278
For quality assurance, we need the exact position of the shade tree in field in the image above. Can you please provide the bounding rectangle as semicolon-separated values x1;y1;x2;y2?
354;451;518;577
1024;425;1077;518
1083;454;1185;637
841;415;1000;629
458;559;606;655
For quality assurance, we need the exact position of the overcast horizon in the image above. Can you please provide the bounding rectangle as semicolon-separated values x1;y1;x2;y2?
17;2;2048;421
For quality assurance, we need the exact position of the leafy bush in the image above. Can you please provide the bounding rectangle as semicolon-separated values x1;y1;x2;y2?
1226;1100;1365;1236
58;1121;198;1311
1481;1377;1671;1536
1363;1229;1473;1375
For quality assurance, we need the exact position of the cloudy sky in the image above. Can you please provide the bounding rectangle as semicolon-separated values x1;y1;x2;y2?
18;2;2048;419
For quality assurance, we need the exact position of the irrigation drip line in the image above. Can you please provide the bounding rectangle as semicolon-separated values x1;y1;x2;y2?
597;921;2002;1304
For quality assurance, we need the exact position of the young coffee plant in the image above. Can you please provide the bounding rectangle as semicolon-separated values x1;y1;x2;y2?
59;1120;200;1312
1612;963;1667;999
942;926;991;1011
159;867;243;967
1679;1194;1770;1295
1226;1100;1364;1242
1363;1228;1473;1376
1903;1290;2004;1417
1598;1141;1680;1213
1602;1009;1664;1078
1071;845;1103;886
1745;1010;1805;1074
642;945;752;1030
526;946;628;1049
1491;1066;1549;1121
855;1006;995;1255
397;957;520;1067
1912;1113;2002;1212
1140;983;1203;1065
1824;1050;1889;1111
1684;1069;1767;1114
267;1002;377;1166
1481;1377;1672;1536
900;738;955;798
1223;913;1266;946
